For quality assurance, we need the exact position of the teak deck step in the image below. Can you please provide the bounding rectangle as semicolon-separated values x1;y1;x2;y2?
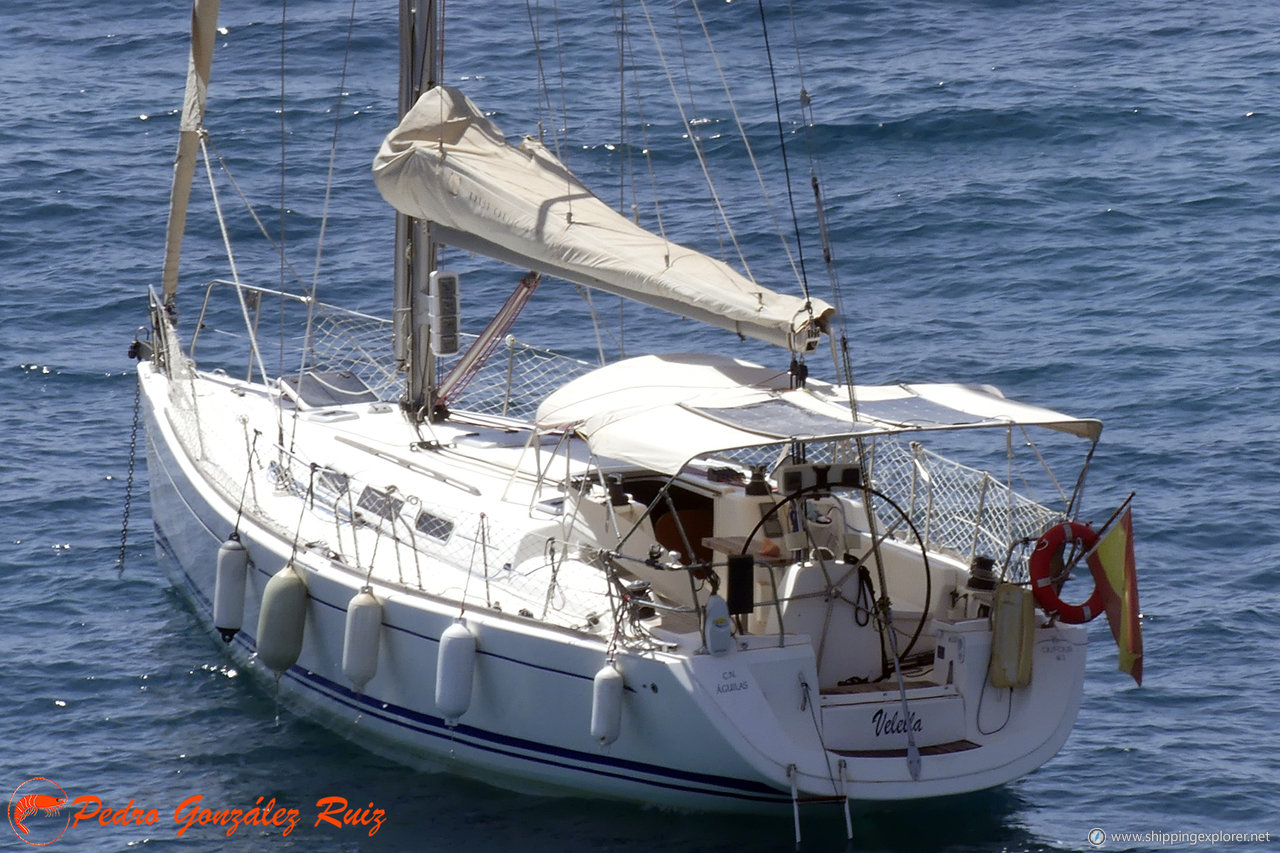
833;739;980;759
820;679;936;695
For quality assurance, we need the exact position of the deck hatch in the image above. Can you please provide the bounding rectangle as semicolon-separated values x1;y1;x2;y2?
357;486;404;521
415;510;455;542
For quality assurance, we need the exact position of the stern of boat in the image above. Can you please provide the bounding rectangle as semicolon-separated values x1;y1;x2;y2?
667;613;1086;804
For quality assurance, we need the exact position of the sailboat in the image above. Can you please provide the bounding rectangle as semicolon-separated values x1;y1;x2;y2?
135;0;1141;833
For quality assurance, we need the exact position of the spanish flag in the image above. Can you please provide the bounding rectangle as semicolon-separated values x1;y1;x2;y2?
1087;497;1143;685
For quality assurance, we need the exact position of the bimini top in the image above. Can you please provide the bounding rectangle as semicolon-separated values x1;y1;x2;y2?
373;86;832;353
534;353;1103;475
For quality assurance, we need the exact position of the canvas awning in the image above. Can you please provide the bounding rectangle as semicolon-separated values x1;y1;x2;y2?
535;353;1102;475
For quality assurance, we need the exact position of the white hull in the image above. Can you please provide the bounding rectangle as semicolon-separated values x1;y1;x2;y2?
140;359;1088;812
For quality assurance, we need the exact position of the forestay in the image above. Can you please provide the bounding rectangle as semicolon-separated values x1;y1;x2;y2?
372;86;833;352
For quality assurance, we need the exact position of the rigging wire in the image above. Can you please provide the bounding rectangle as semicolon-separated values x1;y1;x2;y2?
665;0;730;261
771;0;860;393
523;0;577;224
303;0;362;341
525;1;551;149
203;138;307;287
525;0;571;165
278;0;288;383
754;0;811;308
612;2;631;357
616;0;676;358
275;1;291;476
437;0;448;87
686;0;804;289
199;135;270;388
618;2;671;250
286;0;363;459
634;0;756;283
549;0;571;160
573;284;610;365
615;2;629;214
525;1;619;358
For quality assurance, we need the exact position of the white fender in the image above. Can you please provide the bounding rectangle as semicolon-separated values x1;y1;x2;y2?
213;537;249;643
590;663;624;746
342;588;383;692
435;619;476;725
256;564;307;675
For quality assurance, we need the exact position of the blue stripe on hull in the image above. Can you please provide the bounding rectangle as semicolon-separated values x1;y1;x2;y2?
155;523;789;806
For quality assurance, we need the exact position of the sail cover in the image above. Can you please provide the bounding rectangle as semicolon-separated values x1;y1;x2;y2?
373;86;833;352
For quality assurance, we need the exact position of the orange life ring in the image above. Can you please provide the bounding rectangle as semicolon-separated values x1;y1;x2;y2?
1029;521;1104;624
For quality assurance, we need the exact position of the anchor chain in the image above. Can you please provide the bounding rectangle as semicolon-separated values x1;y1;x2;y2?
117;374;142;571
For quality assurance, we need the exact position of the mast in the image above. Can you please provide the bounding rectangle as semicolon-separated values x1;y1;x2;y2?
395;0;441;420
160;0;222;311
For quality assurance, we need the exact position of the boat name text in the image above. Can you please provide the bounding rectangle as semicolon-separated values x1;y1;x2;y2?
871;708;923;737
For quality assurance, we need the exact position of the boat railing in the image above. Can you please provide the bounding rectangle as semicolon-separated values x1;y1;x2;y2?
186;278;596;421
439;337;597;421
711;434;1059;582
865;436;1063;582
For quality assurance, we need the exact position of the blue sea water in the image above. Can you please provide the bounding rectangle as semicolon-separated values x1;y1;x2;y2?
2;0;1278;850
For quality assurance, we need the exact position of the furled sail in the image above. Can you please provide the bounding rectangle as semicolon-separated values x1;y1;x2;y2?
373;86;832;352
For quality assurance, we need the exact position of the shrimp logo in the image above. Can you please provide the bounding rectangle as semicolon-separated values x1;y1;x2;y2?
7;778;70;847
